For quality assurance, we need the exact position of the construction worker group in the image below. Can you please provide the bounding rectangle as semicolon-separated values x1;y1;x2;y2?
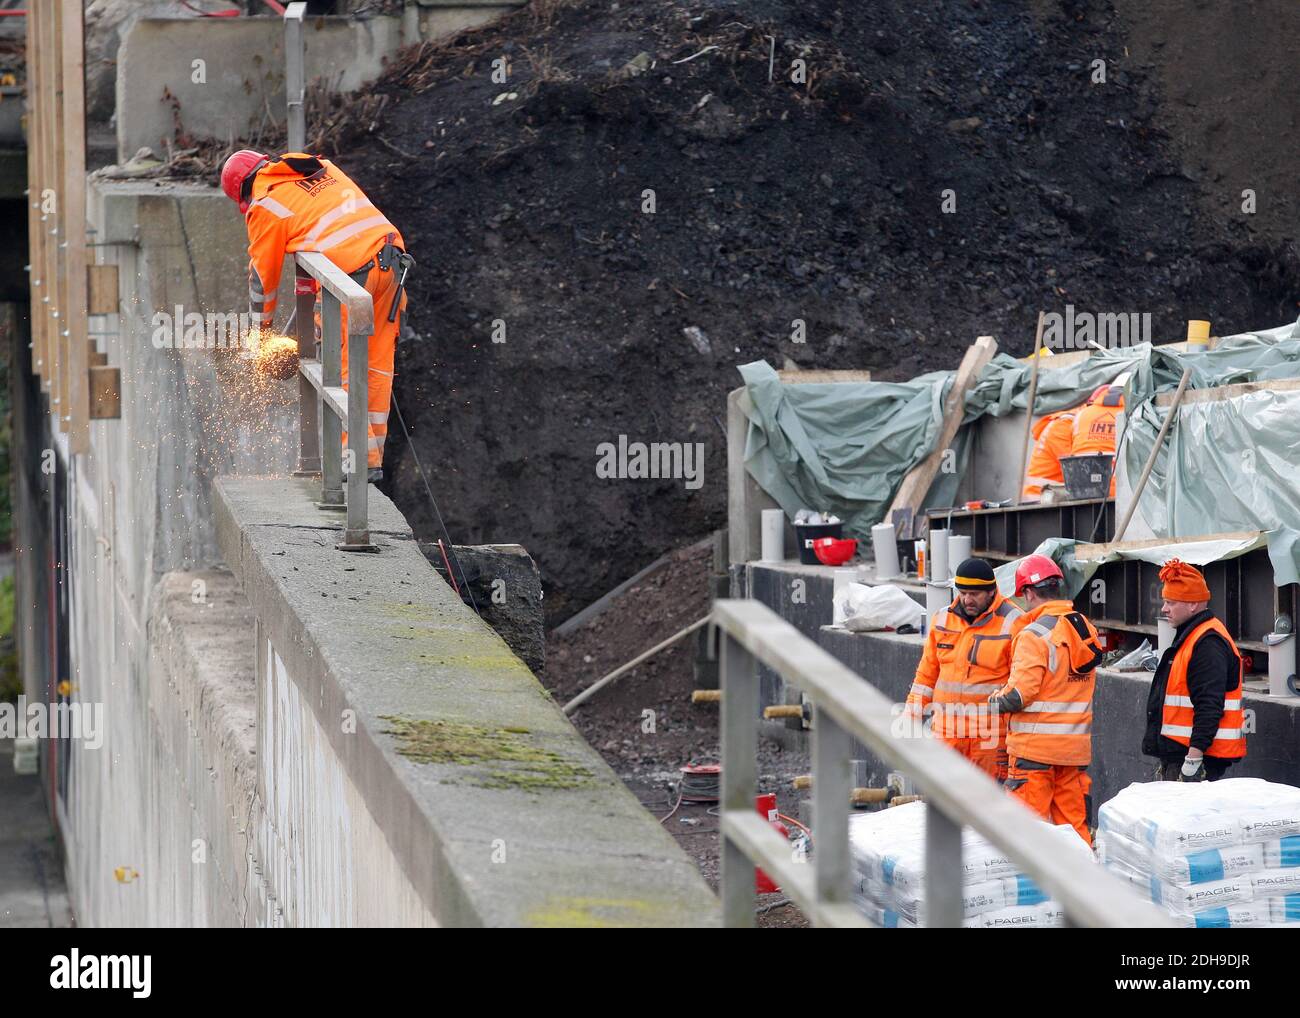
907;554;1246;844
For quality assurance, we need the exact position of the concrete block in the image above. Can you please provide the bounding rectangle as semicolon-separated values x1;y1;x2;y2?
419;542;545;675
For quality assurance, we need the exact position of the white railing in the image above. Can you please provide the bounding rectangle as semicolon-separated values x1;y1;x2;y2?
712;598;1171;928
292;251;374;551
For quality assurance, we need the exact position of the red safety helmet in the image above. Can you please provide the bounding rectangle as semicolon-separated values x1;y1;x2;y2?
220;149;268;213
1014;553;1063;596
1086;383;1111;405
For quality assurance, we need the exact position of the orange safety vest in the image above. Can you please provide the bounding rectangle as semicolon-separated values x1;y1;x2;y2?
1160;616;1247;760
244;153;402;330
998;600;1103;766
907;595;1025;739
1070;386;1124;457
1022;412;1076;499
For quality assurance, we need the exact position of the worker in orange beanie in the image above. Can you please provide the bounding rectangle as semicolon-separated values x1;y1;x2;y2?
1143;560;1246;781
220;149;411;482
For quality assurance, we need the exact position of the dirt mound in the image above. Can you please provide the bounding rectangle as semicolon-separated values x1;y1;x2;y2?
336;0;1298;622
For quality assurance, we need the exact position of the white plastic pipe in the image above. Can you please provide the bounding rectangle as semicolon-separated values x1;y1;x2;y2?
1157;618;1174;657
929;528;950;583
925;581;951;620
760;509;785;563
871;522;901;579
1268;631;1295;698
832;568;860;626
947;534;972;570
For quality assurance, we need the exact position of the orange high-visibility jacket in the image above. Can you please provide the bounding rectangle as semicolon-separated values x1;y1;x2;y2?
244;153;402;330
1070;386;1124;457
907;595;1025;739
1022;412;1076;499
995;600;1103;766
1161;616;1247;760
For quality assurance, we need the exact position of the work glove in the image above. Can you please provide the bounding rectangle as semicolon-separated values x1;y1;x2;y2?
1179;757;1207;783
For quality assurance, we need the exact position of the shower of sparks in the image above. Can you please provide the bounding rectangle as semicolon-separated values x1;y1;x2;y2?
251;330;300;381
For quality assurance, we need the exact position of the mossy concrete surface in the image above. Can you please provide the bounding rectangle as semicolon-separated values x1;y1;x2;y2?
214;476;718;927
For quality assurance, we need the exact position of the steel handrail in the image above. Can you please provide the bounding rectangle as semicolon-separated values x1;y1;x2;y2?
712;597;1172;928
292;251;374;551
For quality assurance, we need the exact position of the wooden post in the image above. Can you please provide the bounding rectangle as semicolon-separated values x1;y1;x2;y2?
52;7;69;434
1113;367;1193;544
888;335;998;539
25;3;43;382
62;1;90;453
29;2;48;389
1013;311;1047;505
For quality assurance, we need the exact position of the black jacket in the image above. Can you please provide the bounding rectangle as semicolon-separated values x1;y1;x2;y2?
1142;609;1237;762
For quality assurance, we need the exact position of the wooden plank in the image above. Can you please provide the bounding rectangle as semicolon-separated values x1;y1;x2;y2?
774;369;873;384
88;366;121;419
52;6;69;434
28;2;47;387
62;2;89;453
1155;376;1300;407
86;264;119;314
888;335;998;538
1074;530;1262;562
88;342;107;368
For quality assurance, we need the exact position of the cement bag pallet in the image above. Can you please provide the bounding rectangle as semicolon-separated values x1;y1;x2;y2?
1098;779;1300;928
849;801;1093;928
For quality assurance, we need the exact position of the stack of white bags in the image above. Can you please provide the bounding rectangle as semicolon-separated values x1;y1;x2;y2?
849;801;1093;928
1098;779;1300;928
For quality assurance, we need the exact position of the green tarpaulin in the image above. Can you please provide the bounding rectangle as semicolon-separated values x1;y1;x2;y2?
740;320;1300;581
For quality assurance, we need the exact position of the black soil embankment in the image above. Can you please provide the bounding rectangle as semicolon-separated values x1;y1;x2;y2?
338;0;1298;622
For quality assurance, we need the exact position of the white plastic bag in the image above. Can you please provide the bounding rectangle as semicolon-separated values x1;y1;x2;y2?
838;582;924;633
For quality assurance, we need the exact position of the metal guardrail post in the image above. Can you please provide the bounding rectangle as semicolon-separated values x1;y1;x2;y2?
342;317;371;549
924;806;964;928
319;290;345;509
292;266;320;476
812;707;851;908
284;3;306;153
720;630;757;929
708;598;1171;928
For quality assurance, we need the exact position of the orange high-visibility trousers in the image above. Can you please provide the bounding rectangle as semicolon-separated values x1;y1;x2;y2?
943;736;1009;783
1006;757;1092;846
316;257;406;469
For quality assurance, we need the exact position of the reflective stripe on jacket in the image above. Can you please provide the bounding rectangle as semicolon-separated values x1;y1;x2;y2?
244;153;402;328
1161;615;1247;759
907;595;1025;739
996;600;1103;766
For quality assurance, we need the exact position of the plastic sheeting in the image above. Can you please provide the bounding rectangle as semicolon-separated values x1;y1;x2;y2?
741;320;1300;583
738;346;1144;542
1121;324;1300;584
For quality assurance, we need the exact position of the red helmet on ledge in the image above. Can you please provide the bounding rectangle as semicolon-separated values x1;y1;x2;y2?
1014;553;1063;597
220;149;268;213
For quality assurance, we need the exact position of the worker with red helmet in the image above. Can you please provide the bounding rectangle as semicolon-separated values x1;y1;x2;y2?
220;149;411;481
905;558;1025;782
989;553;1104;845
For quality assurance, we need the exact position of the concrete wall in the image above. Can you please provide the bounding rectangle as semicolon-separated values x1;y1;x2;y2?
21;175;716;926
116;7;524;163
216;476;717;926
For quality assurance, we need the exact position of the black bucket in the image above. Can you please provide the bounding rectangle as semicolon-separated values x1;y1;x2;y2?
1059;453;1114;500
793;521;845;565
